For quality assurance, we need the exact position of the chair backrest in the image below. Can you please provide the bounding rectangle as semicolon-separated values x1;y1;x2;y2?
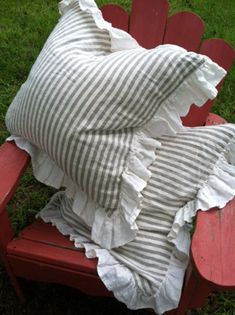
101;0;234;127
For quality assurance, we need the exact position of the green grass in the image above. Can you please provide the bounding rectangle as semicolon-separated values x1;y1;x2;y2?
0;0;234;314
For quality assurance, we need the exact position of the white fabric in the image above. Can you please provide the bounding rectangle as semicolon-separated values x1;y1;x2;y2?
6;0;227;250
37;132;235;314
5;0;234;314
7;55;226;249
8;128;235;314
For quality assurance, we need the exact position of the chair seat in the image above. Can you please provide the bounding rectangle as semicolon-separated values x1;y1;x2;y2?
18;219;85;252
6;219;112;297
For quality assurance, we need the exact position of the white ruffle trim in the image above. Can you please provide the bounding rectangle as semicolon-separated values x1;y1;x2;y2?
7;0;227;250
91;135;161;248
168;136;235;257
141;55;225;138
87;57;226;249
7;56;226;250
38;194;188;315
59;0;139;51
38;132;235;314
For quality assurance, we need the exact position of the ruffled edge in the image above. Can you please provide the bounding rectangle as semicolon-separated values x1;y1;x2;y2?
90;57;226;249
59;0;139;51
38;129;235;314
7;56;227;250
168;135;235;255
7;0;227;250
38;193;189;315
141;55;226;138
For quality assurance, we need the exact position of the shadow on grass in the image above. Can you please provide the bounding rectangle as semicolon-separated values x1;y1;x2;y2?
0;265;147;315
1;264;235;314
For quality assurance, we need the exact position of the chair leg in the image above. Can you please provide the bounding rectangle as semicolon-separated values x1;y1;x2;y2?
175;261;212;315
186;279;212;309
174;263;196;315
4;260;26;304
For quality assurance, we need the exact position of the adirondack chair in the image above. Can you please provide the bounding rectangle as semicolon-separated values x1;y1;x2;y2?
0;0;234;314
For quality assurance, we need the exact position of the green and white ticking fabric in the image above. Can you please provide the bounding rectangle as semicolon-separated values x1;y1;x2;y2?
5;0;226;249
5;0;235;314
39;124;235;315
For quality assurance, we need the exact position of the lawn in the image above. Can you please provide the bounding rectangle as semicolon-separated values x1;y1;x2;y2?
0;0;234;314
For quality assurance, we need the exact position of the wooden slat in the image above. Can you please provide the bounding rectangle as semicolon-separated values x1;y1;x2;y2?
200;39;235;69
129;0;169;48
8;255;112;296
163;12;204;52
0;141;30;213
19;219;77;250
7;238;98;274
100;4;129;32
191;199;235;287
205;112;227;126
182;39;234;127
0;141;30;258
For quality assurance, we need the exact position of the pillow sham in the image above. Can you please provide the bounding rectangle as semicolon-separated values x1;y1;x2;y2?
39;123;235;315
6;0;226;248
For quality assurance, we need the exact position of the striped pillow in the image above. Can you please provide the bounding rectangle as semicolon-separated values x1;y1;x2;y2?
5;0;226;248
39;123;235;314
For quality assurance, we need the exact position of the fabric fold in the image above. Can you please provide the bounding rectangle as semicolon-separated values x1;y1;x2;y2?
168;137;235;254
38;127;235;314
7;54;226;250
6;0;227;250
59;0;139;51
90;57;226;249
38;194;189;315
4;0;235;313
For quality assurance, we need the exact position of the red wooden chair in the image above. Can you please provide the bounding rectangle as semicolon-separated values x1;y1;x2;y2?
0;0;234;314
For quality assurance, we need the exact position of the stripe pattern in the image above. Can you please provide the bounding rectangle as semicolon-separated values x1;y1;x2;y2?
59;124;235;298
110;124;235;290
6;0;206;211
142;124;235;221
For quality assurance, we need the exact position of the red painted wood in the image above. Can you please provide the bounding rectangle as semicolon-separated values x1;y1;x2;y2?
0;2;234;311
0;141;29;260
101;4;129;32
7;237;98;275
129;0;169;48
163;12;204;52
0;141;30;213
0;213;26;303
175;262;198;314
200;39;235;70
8;256;112;297
3;258;27;303
182;39;234;127
188;281;212;309
191;199;235;288
0;210;14;257
20;219;77;249
205;112;227;126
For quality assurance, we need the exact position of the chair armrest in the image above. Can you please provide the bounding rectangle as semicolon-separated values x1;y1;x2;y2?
0;141;30;213
191;113;234;287
191;198;235;288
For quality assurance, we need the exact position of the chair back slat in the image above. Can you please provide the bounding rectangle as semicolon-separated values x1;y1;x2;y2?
182;39;234;127
199;39;235;70
163;12;204;52
129;0;169;48
101;4;129;32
